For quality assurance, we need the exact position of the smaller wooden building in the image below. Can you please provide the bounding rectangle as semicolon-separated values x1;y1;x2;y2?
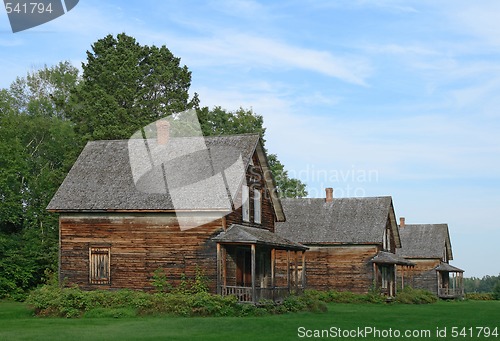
276;190;412;297
396;219;464;298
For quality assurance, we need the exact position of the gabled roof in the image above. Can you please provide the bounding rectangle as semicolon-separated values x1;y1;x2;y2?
396;224;453;260
213;224;307;251
47;134;284;220
275;196;400;246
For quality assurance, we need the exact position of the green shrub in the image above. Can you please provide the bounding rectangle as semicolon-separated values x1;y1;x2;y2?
151;268;172;293
493;282;500;300
394;287;437;304
303;289;385;304
26;285;327;318
465;292;494;301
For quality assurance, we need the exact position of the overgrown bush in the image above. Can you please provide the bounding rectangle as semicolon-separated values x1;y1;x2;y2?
151;267;209;295
26;285;327;318
465;292;494;301
493;282;500;300
394;287;437;304
302;289;385;304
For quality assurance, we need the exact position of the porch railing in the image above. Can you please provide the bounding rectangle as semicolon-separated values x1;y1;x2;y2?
438;287;464;298
221;285;301;303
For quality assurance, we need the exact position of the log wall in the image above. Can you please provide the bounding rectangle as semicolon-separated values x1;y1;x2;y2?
276;245;379;293
59;212;224;292
399;259;440;294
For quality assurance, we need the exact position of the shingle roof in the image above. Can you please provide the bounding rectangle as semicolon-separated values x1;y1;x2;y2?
212;224;307;251
396;224;453;260
371;251;415;266
47;134;283;214
275;196;399;245
435;262;464;273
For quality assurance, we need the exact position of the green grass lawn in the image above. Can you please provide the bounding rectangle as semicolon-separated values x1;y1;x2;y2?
1;300;499;340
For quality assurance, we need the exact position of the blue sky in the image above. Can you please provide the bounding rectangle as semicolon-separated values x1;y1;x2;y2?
1;0;499;277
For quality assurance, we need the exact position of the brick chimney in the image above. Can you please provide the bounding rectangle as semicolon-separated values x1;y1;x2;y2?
325;188;334;202
400;217;405;229
156;120;170;145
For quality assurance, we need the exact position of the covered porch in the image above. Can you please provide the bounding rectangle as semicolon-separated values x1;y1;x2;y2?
213;224;308;303
436;262;464;299
371;251;415;297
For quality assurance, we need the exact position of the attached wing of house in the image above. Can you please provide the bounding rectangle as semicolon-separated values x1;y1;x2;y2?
396;223;464;298
276;193;410;296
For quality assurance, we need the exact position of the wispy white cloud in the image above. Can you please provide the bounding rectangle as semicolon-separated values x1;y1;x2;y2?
163;31;372;85
208;0;266;17
451;3;500;49
307;0;419;13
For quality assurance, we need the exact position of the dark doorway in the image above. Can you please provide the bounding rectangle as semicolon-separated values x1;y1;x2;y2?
236;248;252;286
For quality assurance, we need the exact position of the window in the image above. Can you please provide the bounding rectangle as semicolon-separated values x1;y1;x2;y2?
382;228;390;251
89;247;110;284
242;185;250;222
253;188;261;224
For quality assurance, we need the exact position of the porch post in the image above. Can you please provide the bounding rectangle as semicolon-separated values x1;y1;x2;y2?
222;246;227;287
437;271;441;296
301;251;306;289
251;244;256;303
401;266;404;290
271;248;275;299
372;262;377;289
216;243;221;295
294;251;299;292
286;250;291;293
393;264;396;296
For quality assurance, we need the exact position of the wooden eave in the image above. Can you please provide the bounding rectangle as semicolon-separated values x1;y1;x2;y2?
48;208;232;213
254;140;286;222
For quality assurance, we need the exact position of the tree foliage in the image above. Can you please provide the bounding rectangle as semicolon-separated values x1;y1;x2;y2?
464;275;500;294
8;61;79;118
0;67;82;299
68;33;198;140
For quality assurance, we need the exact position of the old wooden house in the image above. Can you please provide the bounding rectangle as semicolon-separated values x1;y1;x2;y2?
47;127;306;303
276;189;413;297
396;219;464;298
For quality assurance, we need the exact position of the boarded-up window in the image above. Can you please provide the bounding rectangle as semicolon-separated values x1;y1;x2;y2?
242;185;250;222
89;247;110;285
254;189;261;224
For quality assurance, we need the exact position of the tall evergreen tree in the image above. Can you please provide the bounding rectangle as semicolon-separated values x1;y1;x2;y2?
68;33;197;140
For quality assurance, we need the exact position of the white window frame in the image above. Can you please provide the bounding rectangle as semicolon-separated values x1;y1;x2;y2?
89;246;111;285
242;185;250;222
254;188;261;224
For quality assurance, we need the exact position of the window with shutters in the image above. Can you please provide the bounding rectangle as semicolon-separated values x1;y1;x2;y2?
89;247;110;285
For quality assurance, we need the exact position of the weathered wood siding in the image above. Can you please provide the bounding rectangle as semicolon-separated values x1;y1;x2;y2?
226;152;276;231
399;259;440;294
59;212;224;292
277;245;379;293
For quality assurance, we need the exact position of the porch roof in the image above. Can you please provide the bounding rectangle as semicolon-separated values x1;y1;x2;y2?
213;224;308;251
435;262;464;273
371;251;415;266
